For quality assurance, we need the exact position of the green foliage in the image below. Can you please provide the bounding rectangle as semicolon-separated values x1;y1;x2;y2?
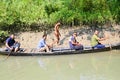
0;30;8;43
0;0;119;32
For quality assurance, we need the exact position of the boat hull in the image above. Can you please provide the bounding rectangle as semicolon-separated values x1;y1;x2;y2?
0;43;120;56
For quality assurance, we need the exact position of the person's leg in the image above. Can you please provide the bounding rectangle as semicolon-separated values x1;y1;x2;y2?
39;47;46;52
57;36;60;44
69;42;74;49
39;46;50;52
74;45;83;50
55;33;60;45
14;47;19;52
95;44;105;49
14;43;21;52
45;46;50;52
56;36;60;45
99;44;105;48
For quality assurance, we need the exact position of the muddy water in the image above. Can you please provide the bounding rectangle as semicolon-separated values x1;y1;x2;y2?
0;50;120;80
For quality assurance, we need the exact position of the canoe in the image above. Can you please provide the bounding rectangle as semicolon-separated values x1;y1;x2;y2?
0;43;120;56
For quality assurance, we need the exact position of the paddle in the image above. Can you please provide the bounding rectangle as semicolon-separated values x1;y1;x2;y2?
3;50;12;61
108;42;112;50
104;31;112;50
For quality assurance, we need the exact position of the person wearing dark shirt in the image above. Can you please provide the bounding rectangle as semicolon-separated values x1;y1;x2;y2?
5;34;20;52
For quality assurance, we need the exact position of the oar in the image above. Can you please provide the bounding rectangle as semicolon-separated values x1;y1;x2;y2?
106;37;112;50
3;50;12;61
104;31;112;50
108;43;112;50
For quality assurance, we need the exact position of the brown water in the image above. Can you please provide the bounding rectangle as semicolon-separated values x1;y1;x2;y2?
0;50;120;80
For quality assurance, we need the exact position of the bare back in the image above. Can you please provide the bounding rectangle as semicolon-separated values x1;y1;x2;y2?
54;23;61;37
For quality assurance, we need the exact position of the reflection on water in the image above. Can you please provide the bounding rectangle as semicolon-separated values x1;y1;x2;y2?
38;58;47;70
0;50;120;80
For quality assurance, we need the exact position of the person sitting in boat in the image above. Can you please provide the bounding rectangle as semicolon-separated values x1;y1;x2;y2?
37;34;52;52
5;34;20;52
69;32;83;50
91;30;106;49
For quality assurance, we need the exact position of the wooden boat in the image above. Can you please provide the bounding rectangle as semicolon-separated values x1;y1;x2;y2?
0;43;120;56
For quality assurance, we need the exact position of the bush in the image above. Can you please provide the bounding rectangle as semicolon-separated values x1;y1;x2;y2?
0;31;9;43
0;0;119;32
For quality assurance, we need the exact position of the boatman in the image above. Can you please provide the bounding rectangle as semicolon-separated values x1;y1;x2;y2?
37;34;52;52
5;34;20;52
91;30;106;49
69;32;83;50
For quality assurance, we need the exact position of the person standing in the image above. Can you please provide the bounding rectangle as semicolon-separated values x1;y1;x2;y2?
69;32;83;50
54;22;61;45
91;30;106;49
5;34;20;52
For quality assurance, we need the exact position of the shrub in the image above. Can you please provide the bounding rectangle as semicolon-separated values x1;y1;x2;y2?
0;31;9;43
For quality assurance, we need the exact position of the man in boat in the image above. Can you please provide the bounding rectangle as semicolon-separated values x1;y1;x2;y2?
54;22;61;45
91;30;106;49
5;34;20;52
37;34;51;52
69;32;83;50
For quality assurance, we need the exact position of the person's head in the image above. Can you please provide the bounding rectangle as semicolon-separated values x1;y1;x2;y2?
42;34;47;40
56;22;61;26
73;32;77;37
94;30;99;35
10;34;15;39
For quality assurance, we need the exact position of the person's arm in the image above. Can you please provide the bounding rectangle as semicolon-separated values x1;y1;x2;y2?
97;37;106;41
58;30;61;36
71;41;78;45
42;40;49;48
54;24;58;31
5;39;13;50
5;43;11;49
70;37;78;45
99;38;106;41
95;35;105;41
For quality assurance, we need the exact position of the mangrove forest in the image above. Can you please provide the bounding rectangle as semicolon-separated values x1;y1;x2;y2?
0;0;120;42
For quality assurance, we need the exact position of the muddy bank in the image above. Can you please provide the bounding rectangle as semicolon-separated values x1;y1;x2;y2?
16;25;120;49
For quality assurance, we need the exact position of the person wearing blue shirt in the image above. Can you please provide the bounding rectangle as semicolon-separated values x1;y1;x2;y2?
5;34;20;52
37;34;51;52
69;32;83;50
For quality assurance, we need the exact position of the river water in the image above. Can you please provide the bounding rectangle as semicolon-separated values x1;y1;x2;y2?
0;50;120;80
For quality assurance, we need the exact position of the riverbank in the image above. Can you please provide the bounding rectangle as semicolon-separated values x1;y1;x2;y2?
16;25;120;49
